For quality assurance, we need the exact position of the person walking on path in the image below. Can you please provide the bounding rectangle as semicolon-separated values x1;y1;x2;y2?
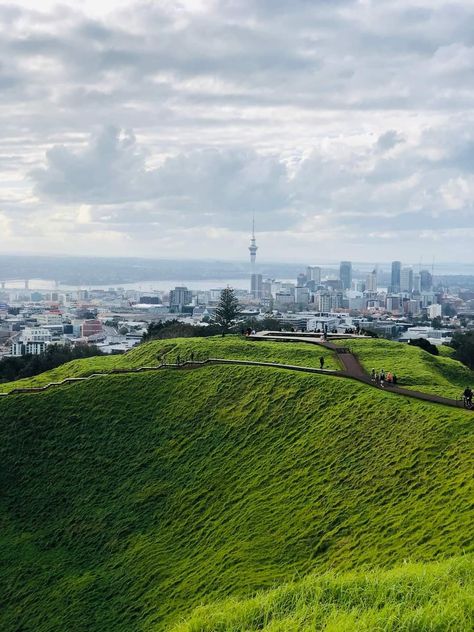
320;356;325;370
371;368;376;381
463;386;473;408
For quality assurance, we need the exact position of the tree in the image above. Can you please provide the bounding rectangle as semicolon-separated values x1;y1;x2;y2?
0;343;104;384
450;331;474;369
431;316;443;329
142;319;223;341
408;337;439;356
214;287;241;334
360;328;378;338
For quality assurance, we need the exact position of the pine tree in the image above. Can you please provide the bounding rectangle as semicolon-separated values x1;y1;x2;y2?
215;287;240;333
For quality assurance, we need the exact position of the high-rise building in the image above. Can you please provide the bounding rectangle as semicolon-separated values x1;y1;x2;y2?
339;261;352;291
400;267;413;293
420;269;433;292
413;273;421;294
306;266;321;284
261;279;272;298
386;295;401;313
297;273;307;286
391;261;401;293
169;286;193;312
366;269;377;292
331;291;344;310
295;286;310;306
315;291;331;312
251;273;263;299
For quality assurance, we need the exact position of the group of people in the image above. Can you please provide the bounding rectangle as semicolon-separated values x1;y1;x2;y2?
371;368;397;387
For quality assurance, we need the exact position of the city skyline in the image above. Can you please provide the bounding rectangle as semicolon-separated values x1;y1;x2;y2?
1;1;474;262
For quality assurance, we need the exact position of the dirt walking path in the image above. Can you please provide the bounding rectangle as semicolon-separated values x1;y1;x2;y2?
249;332;470;410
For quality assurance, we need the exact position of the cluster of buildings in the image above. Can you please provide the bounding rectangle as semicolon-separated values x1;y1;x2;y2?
0;225;473;357
0;288;149;358
245;228;473;345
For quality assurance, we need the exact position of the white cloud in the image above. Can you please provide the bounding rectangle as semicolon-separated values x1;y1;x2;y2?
1;0;474;261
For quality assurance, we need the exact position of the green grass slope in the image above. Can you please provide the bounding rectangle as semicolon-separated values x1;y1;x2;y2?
0;336;338;393
1;366;473;631
174;554;474;632
335;338;473;398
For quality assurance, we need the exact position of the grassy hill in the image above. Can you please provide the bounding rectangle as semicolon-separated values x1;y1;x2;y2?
0;336;338;393
174;554;474;631
1;364;473;630
334;338;473;399
1;335;472;404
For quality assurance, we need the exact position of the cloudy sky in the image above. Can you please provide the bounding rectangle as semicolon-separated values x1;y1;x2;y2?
1;0;474;263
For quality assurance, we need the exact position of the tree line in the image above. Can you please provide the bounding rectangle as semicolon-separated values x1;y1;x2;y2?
0;344;104;384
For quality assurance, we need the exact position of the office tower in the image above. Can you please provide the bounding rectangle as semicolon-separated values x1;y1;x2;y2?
306;266;321;284
251;273;263;299
339;261;352;291
391;261;401;293
295;286;310;306
400;267;413;293
413;273;421;293
261;279;273;299
386;295;401;313
366;268;377;292
420;269;433;292
297;272;307;286
169;286;193;312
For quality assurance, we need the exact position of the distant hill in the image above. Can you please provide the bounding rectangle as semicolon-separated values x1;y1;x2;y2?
0;255;306;285
1;344;473;630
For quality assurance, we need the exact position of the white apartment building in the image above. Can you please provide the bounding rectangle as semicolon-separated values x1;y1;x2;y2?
10;327;53;356
36;312;63;325
315;292;332;312
399;326;452;345
428;304;442;318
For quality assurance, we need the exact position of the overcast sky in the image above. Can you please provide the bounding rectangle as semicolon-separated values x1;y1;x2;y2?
1;0;474;263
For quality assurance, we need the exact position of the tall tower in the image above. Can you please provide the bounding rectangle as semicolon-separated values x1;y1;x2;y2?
339;261;352;291
249;216;258;272
249;217;261;299
391;261;401;293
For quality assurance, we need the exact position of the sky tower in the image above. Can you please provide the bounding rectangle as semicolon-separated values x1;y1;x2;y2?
248;216;258;272
248;217;261;299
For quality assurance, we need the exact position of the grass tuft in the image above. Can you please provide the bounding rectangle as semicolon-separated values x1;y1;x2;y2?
172;554;474;632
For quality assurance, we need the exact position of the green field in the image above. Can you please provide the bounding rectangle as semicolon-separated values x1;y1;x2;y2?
174;554;474;631
334;338;473;398
0;336;338;393
1;364;473;630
